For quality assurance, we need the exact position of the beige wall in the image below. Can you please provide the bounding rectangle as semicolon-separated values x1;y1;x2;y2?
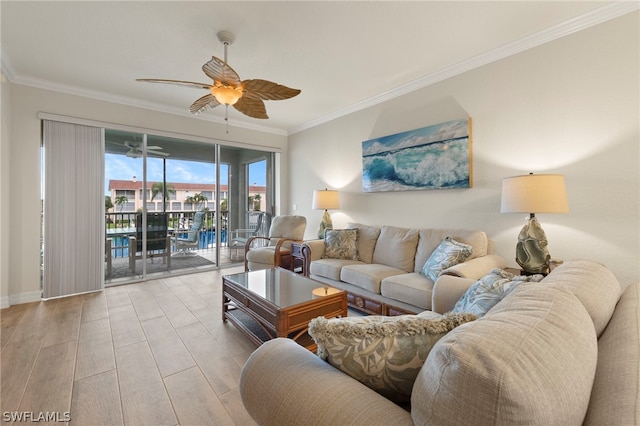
289;13;639;286
3;85;287;306
1;71;10;307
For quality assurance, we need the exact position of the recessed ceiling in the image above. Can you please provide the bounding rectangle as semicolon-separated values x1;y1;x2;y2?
1;1;632;135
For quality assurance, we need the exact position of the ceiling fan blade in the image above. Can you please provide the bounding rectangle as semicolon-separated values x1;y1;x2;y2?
147;145;163;150
233;96;268;119
136;79;212;91
202;56;241;86
148;150;170;157
190;93;221;115
242;79;301;101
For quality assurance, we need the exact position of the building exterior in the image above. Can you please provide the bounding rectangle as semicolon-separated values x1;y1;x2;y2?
107;179;266;212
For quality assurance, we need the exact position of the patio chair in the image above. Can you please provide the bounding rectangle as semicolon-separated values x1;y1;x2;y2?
129;213;171;273
172;211;205;256
229;212;271;260
244;215;306;271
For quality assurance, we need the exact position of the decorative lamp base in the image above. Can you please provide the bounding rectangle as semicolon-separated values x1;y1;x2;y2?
515;216;551;275
318;210;333;239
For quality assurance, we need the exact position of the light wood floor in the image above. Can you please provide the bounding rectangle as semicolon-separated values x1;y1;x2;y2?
0;265;260;426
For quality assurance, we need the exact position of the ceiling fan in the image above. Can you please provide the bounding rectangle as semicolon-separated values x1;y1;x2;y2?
124;141;169;158
137;31;301;126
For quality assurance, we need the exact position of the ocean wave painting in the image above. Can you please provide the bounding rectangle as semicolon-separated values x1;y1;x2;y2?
362;118;471;192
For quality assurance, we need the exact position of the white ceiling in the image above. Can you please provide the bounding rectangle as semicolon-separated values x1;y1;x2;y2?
1;1;635;135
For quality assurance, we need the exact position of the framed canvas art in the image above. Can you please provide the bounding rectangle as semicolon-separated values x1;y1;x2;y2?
362;118;472;192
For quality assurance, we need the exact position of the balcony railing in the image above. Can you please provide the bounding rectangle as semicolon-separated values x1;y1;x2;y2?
105;210;262;259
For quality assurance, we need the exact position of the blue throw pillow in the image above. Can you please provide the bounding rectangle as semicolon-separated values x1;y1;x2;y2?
452;269;544;317
421;236;473;281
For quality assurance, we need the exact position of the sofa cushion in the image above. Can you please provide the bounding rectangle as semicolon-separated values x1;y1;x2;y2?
341;264;406;294
415;229;488;272
543;260;622;337
584;282;640;426
421;237;473;281
372;226;419;272
323;229;359;260
347;223;381;264
412;285;598;425
452;268;544;317
310;258;364;281
380;273;434;310
308;312;476;404
245;246;290;264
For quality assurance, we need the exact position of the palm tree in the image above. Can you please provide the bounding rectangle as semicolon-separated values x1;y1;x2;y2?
105;196;114;212
105;196;114;224
114;195;128;212
252;193;262;210
187;192;208;211
150;182;176;203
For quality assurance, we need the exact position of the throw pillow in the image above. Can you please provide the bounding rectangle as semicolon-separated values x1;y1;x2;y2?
308;312;476;404
322;229;359;260
421;236;473;281
452;268;544;317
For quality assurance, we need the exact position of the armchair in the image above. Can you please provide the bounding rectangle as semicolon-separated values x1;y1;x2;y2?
229;212;271;260
172;211;205;256
244;215;306;271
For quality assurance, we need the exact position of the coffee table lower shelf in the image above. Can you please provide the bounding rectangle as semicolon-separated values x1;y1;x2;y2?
224;307;315;350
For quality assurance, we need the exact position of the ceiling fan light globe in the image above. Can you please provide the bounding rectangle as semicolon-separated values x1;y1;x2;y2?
211;86;242;106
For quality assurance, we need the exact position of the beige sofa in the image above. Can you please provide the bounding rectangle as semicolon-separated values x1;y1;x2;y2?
302;223;506;315
240;260;640;425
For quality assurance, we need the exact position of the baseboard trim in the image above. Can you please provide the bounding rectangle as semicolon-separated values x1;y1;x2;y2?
3;290;42;308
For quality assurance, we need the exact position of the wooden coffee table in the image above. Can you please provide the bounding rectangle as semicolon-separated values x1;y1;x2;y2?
222;267;347;352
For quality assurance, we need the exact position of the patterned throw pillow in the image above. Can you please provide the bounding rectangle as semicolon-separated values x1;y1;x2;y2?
421;236;473;281
308;312;476;404
322;229;359;260
452;268;544;317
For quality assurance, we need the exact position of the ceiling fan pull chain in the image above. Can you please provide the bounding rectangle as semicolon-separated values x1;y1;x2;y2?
225;105;229;134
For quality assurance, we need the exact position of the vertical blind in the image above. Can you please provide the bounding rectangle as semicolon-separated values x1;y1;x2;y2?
43;120;104;298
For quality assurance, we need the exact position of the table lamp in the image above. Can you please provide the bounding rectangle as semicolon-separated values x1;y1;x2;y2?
312;189;340;239
500;173;569;275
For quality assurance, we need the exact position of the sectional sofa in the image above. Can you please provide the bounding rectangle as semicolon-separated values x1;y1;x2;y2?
240;260;640;425
301;223;506;315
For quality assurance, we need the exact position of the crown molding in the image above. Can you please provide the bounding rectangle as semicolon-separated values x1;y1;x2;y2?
2;3;637;137
0;51;288;136
288;1;639;135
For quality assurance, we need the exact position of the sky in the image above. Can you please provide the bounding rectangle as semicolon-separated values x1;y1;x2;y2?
105;154;266;194
362;119;469;156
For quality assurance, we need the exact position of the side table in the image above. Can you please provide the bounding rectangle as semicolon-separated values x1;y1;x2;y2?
290;242;305;274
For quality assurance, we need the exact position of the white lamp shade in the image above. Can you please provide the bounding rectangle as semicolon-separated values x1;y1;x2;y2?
501;174;569;214
312;189;340;210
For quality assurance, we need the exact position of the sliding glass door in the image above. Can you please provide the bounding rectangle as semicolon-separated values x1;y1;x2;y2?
221;146;275;262
40;116;278;295
103;129;275;284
